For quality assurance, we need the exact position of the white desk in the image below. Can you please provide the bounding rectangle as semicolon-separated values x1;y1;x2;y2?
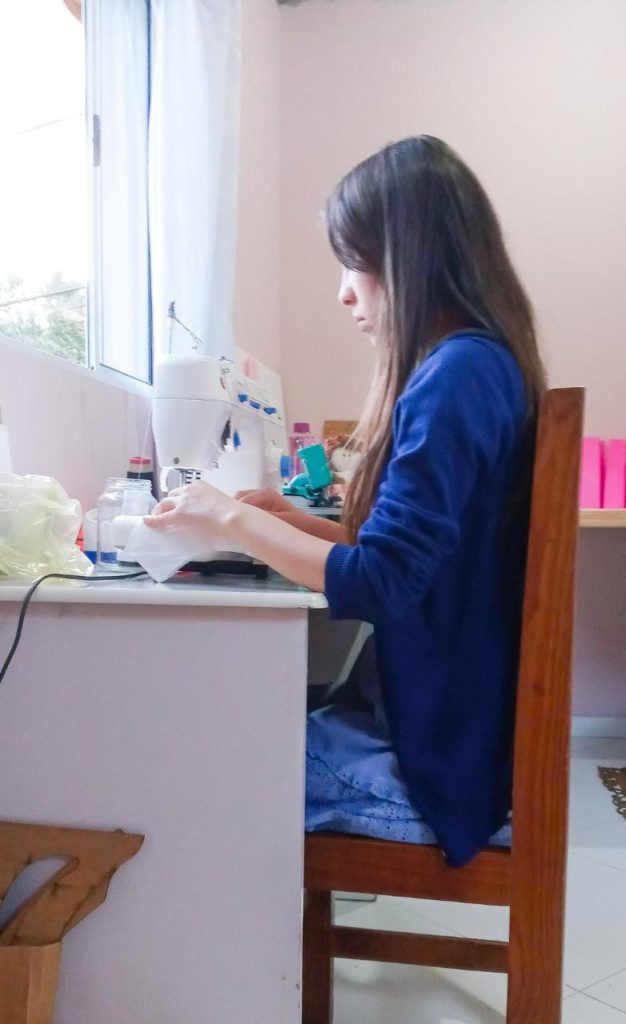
0;575;327;1024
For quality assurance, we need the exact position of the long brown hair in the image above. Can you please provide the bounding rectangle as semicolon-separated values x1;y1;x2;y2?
325;136;546;540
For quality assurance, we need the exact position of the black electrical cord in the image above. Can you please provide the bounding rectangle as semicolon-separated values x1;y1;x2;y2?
0;570;148;686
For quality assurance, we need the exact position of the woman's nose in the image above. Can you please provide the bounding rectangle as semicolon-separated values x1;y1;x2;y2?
338;275;355;307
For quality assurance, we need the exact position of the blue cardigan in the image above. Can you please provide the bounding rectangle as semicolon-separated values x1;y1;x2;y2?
324;332;529;866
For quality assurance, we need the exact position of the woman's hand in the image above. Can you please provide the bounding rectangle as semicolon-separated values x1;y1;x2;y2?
144;481;239;543
146;481;333;593
238;487;351;544
234;488;294;515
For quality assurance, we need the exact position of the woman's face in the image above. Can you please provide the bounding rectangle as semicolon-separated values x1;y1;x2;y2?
338;267;383;339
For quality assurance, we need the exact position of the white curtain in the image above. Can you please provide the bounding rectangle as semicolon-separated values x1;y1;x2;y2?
88;0;152;381
149;0;241;361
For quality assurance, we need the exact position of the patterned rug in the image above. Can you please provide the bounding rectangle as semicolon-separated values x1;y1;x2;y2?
598;767;626;821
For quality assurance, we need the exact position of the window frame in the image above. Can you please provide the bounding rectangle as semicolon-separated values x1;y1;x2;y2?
84;0;153;395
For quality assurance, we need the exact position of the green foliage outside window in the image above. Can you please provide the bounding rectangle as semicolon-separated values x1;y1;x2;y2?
0;273;86;366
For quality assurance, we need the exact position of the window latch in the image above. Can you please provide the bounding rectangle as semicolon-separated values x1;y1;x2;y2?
92;113;101;168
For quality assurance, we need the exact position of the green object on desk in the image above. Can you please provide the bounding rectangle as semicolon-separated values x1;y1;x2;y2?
298;444;333;489
282;473;316;500
282;443;333;503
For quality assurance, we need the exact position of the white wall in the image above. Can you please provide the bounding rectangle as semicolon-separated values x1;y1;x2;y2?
0;338;150;512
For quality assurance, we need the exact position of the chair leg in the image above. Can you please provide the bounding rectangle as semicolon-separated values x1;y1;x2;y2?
507;959;563;1024
506;906;565;1024
302;889;334;1024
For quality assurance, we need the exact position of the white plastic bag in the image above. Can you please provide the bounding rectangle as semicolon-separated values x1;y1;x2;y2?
0;472;92;579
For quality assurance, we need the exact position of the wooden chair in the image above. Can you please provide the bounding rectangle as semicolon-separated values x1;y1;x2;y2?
303;388;584;1024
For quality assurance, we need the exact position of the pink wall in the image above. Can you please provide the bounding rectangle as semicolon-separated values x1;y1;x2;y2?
234;0;281;372
2;1;623;719
574;531;626;716
277;0;626;722
278;0;626;441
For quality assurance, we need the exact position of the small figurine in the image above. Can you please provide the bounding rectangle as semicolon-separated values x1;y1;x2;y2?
323;434;362;499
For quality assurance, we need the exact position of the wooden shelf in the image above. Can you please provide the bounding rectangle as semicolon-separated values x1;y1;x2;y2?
579;509;626;528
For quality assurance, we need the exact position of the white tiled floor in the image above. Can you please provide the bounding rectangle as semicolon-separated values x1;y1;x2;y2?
331;737;626;1023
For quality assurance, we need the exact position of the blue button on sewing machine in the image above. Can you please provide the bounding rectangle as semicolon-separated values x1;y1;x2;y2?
263;407;277;415
238;393;248;402
249;400;261;410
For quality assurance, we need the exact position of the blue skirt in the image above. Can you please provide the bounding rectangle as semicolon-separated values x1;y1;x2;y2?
305;636;512;847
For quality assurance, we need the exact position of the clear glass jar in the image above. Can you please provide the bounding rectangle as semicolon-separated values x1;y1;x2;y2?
96;478;153;570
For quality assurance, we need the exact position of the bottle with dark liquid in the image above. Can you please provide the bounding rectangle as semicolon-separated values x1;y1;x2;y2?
127;456;157;499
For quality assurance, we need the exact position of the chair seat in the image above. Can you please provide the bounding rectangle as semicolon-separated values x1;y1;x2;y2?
305;831;512;905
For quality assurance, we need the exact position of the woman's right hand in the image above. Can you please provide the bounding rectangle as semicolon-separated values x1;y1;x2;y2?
236;488;350;544
235;488;295;516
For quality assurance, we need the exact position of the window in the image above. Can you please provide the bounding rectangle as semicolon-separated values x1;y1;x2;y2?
0;0;152;386
1;1;237;388
0;0;88;366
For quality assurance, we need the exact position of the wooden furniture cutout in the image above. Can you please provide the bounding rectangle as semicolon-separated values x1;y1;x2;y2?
303;388;584;1024
0;821;143;1024
322;420;358;441
0;821;144;945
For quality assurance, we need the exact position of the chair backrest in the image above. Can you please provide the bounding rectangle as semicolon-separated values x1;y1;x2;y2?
508;389;584;971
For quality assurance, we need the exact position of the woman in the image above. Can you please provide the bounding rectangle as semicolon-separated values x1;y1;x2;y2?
145;135;545;867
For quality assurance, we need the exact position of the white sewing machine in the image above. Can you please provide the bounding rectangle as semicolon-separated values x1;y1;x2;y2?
152;346;289;497
113;346;289;577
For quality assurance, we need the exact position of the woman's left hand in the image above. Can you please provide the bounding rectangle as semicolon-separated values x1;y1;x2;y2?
144;481;239;543
144;479;332;594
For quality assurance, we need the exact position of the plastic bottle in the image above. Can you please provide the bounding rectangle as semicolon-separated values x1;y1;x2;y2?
0;406;12;473
96;478;153;570
289;422;315;476
127;455;157;499
82;509;98;563
266;445;294;493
